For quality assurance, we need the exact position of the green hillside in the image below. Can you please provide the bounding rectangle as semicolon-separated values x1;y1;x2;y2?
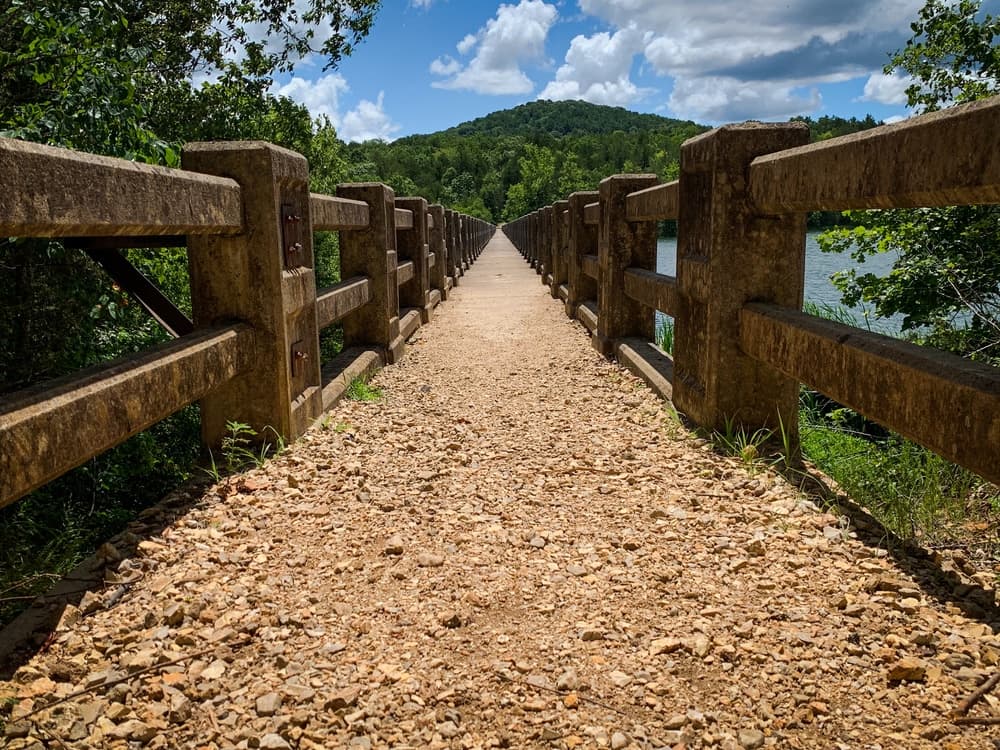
441;99;699;137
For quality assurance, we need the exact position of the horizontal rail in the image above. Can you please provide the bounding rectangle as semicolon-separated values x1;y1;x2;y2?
0;324;256;508
310;193;369;231
750;97;1000;213
623;268;680;316
397;260;415;286
316;276;372;330
0;137;243;237
740;303;1000;484
395;208;414;230
577;300;598;333
583;254;599;280
626;181;679;222
584;202;600;225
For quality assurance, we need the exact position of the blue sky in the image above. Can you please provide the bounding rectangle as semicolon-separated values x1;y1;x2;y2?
267;0;977;141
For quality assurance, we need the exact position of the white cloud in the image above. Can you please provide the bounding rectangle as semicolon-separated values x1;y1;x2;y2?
538;26;653;106
430;0;558;95
273;73;349;121
272;75;401;142
340;93;401;143
430;56;462;76
861;72;913;105
457;34;478;55
574;0;923;121
668;77;822;122
410;0;434;7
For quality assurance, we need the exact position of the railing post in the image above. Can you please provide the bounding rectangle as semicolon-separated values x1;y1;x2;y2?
672;123;810;439
550;200;569;299
428;204;449;301
396;196;433;323
565;191;598;319
337;182;405;365
183;141;322;449
446;209;461;281
539;205;552;286
594;174;659;356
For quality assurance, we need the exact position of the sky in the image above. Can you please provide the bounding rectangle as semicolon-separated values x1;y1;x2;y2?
266;0;976;142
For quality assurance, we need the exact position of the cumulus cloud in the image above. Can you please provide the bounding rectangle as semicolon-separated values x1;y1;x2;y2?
861;72;913;105
272;74;401;142
575;0;923;121
538;26;653;106
340;92;401;142
430;0;558;95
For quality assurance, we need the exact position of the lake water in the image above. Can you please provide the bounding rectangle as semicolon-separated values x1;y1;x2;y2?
655;232;901;334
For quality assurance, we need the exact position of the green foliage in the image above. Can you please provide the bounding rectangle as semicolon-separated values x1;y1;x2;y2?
713;417;774;477
890;0;999;112
819;207;1000;362
346;376;382;402
655;317;674;354
206;420;285;478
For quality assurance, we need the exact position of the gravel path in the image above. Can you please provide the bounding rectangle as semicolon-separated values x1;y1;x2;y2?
2;234;998;749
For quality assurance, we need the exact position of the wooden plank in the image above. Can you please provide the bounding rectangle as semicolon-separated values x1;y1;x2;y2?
0;324;255;508
395;208;414;230
584;202;600;226
399;308;421;340
0;137;242;237
583;254;599;280
750;97;1000;212
310;193;369;231
740;303;1000;483
623;268;680;316
320;347;383;411
316;276;372;330
616;338;674;402
397;260;415;286
626;181;678;222
577;300;599;333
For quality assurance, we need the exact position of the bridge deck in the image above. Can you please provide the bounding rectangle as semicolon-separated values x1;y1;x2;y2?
2;235;997;748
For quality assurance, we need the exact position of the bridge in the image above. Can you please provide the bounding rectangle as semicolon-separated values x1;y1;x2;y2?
1;99;999;747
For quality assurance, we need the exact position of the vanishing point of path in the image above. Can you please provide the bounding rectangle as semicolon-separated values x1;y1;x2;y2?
2;234;998;750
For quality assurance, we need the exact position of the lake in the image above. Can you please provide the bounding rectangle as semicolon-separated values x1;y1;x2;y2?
655;232;901;334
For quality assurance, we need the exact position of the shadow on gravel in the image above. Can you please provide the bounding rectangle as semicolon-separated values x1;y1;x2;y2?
0;476;219;680
784;464;1000;635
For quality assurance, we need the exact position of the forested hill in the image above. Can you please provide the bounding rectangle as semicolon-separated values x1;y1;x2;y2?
439;99;699;137
344;100;879;223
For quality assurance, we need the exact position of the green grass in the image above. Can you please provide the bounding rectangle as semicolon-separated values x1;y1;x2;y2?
346;376;383;402
655;316;674;354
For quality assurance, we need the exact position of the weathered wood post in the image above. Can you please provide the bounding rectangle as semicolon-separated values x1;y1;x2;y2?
594;174;659;356
428;204;449;301
550;199;569;299
565;191;598;319
528;211;537;267
337;182;405;365
447;209;462;280
672;123;809;441
396;197;433;323
539;205;552;285
184;141;322;449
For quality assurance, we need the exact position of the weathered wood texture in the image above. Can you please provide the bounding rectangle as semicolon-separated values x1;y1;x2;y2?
310;193;369;230
316;277;372;329
623;269;681;317
0;325;254;508
626;181;679;222
741;304;1000;483
0;137;242;237
750;97;1000;212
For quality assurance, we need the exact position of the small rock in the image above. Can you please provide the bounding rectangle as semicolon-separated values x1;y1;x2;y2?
611;731;629;749
557;669;580;691
325;687;361;711
256;692;282;717
438;721;461;739
417;553;445;568
529;536;546;548
567;564;588;577
384;535;405;556
439;611;462;628
580;628;605;642
745;539;766;557
650;637;682;656
259;733;292;749
609;671;632;687
887;657;926;683
738;728;765;749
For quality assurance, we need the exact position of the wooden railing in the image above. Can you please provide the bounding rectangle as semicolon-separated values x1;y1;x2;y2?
0;139;494;508
504;96;1000;485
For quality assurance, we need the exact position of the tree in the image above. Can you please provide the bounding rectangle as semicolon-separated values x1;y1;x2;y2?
819;0;999;364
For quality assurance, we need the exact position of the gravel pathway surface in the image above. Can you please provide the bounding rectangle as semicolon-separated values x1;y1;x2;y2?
2;234;998;749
